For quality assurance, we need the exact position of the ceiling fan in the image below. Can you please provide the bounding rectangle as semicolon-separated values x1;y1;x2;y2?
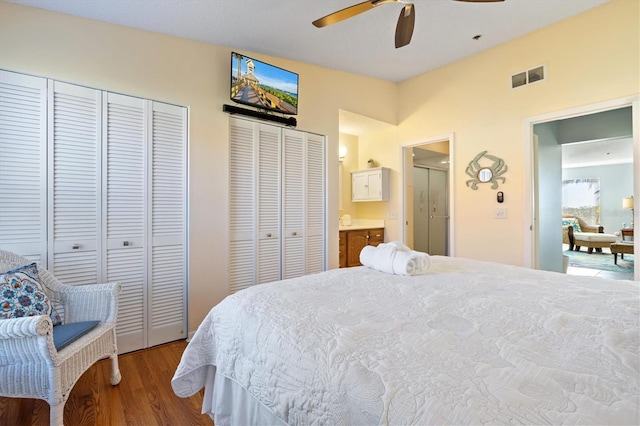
312;0;505;49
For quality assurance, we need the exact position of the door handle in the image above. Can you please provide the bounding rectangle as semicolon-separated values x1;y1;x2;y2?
430;215;450;219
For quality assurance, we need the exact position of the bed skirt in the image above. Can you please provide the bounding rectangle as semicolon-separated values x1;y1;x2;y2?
202;366;286;426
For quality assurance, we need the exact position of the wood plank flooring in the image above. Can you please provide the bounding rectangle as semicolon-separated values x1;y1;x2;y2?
0;340;212;425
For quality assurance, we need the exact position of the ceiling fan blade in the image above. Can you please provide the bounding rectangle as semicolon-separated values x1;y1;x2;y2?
395;3;415;48
312;1;377;27
313;0;399;28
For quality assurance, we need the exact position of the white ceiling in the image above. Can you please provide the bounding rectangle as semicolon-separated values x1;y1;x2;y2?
7;0;609;83
562;138;634;169
10;0;626;166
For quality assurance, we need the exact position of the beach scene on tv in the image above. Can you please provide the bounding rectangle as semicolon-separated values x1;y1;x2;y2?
231;53;298;115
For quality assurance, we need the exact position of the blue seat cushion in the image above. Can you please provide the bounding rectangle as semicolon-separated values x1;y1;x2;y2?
52;320;100;351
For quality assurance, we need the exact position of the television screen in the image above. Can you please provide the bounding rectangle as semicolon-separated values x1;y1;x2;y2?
231;52;299;115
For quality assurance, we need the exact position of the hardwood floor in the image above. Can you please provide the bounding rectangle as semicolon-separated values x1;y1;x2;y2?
0;340;212;425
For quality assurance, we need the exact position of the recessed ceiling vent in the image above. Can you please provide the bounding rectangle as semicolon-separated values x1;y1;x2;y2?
511;65;546;89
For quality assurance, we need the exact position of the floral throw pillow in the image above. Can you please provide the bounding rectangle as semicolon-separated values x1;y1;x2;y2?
562;218;582;233
0;263;62;325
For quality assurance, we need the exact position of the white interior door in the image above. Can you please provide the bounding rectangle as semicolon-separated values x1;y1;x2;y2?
103;92;147;353
282;128;305;279
48;81;102;285
257;123;281;284
147;101;188;347
228;117;256;293
305;132;326;274
1;70;188;352
229;117;326;291
0;70;48;262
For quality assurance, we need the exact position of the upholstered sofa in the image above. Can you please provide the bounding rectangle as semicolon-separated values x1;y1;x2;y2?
562;215;617;253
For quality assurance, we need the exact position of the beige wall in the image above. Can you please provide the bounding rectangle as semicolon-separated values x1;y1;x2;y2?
338;133;358;218
0;0;398;330
343;1;638;266
1;0;638;331
396;0;639;265
355;126;402;237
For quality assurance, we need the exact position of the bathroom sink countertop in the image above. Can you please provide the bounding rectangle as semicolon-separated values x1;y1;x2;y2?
339;219;385;231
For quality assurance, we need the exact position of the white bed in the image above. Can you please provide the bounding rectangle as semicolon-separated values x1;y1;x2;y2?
172;256;640;425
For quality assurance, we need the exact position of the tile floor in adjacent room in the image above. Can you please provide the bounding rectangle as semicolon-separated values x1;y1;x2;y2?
566;265;634;281
563;243;634;281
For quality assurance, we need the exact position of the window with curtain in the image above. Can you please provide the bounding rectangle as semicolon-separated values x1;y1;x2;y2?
562;178;600;224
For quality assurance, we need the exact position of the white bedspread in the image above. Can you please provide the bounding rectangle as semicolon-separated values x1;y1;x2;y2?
172;256;640;425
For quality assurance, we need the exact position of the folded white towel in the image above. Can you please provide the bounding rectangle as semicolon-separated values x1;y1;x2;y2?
412;251;431;272
383;241;431;273
359;244;396;274
360;242;431;276
383;241;411;252
392;250;417;276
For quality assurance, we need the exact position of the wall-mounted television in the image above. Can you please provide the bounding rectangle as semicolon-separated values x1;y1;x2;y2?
230;52;299;115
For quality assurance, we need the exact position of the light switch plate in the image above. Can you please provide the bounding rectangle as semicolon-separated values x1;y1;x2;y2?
495;208;508;219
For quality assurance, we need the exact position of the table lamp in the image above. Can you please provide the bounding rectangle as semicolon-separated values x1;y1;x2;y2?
622;196;634;227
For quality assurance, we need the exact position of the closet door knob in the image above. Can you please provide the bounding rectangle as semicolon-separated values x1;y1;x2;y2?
292;232;298;236
72;243;80;250
266;233;272;238
123;241;130;246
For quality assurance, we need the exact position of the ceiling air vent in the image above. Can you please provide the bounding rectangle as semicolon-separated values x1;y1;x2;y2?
511;65;546;89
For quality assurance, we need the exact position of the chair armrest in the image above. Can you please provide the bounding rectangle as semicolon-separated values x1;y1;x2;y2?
581;223;602;233
0;316;57;363
0;315;51;339
52;282;121;324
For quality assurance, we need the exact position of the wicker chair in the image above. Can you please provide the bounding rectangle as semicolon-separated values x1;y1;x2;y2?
562;215;617;253
0;250;121;426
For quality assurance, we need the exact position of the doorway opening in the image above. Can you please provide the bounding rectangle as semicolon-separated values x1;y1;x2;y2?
524;97;639;281
560;139;634;280
401;135;454;256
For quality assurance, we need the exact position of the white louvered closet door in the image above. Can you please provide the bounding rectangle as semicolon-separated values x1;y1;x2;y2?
0;71;47;262
282;129;305;280
228;117;326;293
229;117;256;293
48;81;102;284
147;101;187;347
257;123;281;284
103;92;147;354
1;71;188;353
305;133;326;274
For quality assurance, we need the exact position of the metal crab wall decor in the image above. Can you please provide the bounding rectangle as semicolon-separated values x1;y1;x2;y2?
465;151;508;190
